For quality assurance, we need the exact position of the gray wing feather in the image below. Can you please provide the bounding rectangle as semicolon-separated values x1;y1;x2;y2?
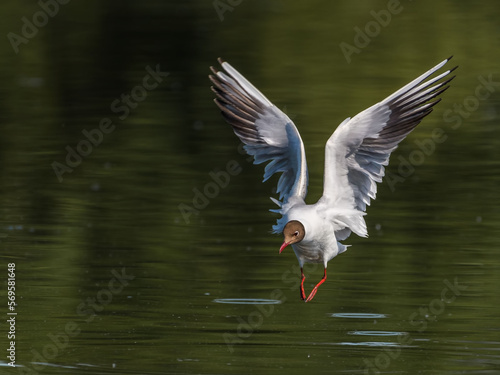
323;57;456;238
210;59;309;206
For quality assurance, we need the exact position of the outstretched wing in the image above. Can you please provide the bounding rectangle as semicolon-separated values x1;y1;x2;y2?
210;58;308;207
322;57;456;238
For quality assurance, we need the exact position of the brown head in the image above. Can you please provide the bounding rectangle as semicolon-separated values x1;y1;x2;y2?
279;220;305;254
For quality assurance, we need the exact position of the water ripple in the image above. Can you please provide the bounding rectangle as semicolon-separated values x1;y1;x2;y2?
213;298;282;305
348;330;407;337
337;341;402;347
330;312;388;319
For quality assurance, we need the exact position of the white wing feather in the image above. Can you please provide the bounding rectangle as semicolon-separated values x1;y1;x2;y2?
210;59;309;218
322;57;456;239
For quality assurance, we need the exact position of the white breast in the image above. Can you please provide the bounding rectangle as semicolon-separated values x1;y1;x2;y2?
287;204;340;267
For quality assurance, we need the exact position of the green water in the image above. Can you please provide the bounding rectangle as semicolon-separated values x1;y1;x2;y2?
1;1;500;374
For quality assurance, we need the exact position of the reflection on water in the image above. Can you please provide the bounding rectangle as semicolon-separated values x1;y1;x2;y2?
213;298;282;305
1;1;500;374
348;331;407;336
337;341;404;347
331;313;389;319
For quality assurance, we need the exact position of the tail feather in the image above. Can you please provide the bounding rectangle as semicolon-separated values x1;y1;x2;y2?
331;209;368;239
337;243;351;255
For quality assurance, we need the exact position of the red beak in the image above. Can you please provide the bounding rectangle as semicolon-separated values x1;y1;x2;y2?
279;241;289;254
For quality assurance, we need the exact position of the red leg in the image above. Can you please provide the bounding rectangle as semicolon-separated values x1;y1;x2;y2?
305;268;327;303
300;267;306;301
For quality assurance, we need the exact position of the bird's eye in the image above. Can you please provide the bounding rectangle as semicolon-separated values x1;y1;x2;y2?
294;231;299;236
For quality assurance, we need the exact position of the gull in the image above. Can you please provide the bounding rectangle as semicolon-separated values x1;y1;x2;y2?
209;57;456;302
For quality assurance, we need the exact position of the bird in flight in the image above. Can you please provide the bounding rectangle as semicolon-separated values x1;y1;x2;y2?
209;57;456;302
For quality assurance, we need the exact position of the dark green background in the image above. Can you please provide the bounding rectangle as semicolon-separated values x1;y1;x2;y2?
0;1;499;374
